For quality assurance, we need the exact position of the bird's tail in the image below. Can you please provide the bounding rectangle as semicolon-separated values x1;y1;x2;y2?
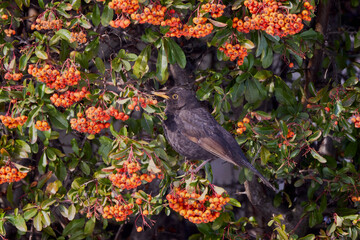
238;151;277;191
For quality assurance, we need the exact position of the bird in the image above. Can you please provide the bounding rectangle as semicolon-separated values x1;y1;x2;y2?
153;86;276;191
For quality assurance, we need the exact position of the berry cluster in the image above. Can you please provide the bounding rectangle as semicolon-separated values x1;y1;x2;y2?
70;31;87;44
102;202;134;222
109;18;131;28
50;88;90;108
31;18;63;31
108;0;140;14
201;3;225;18
233;0;314;37
35;120;50;131
219;42;248;66
236;117;250;135
128;96;158;111
166;187;230;224
108;106;130;121
286;129;295;139
70;112;110;135
0;115;28;129
85;106;111;122
165;18;214;38
0;166;27;184
1;14;8;20
350;115;360;128
28;64;81;90
4;29;15;37
109;159;158;190
131;5;167;25
4;72;23;81
351;196;360;202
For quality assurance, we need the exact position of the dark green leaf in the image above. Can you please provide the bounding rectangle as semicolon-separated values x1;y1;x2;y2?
95;57;105;74
56;29;72;43
133;45;151;78
261;47;273;68
167;38;186;68
101;6;113;27
63;218;85;236
92;4;101;27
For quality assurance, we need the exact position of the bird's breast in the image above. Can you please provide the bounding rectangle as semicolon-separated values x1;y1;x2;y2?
163;115;214;160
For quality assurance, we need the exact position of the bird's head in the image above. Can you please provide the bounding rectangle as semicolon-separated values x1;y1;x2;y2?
153;87;198;111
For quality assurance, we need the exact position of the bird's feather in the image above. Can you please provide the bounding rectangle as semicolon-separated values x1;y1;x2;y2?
178;108;276;191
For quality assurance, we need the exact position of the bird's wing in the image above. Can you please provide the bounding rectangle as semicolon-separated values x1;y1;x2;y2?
178;108;276;191
178;108;239;166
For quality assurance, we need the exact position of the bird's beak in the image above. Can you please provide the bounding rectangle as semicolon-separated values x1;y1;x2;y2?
152;91;170;99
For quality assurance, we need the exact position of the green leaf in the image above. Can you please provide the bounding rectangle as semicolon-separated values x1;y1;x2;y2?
71;139;80;156
41;199;57;209
56;29;72;43
228;198;241;207
261;47;273;68
38;152;47;174
95;57;105;74
167;38;186;68
256;32;267;57
45;180;62;195
15;0;23;9
79;16;92;29
141;28;161;43
156;39;168;82
308;130;322;143
197;223;213;235
254;70;272;81
80;162;90;175
12;214;27;232
101;5;113;27
63;218;85;236
41;211;51;228
6;183;14;207
19;49;33;71
92;4;101;27
37;171;53;188
334;100;344;117
310;149;326;163
84;217;95;235
33;213;43;231
274;77;296;106
71;0;81;10
47;106;69;130
98;136;113;161
133;45;151;78
141;113;154;134
35;48;48;60
24;208;38;220
68;204;76;221
43;227;57;237
299;29;318;40
212;214;224;230
38;0;45;9
46;147;57;161
260;146;271;165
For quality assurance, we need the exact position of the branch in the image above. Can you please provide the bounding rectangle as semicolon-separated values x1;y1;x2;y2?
305;0;332;96
244;179;309;236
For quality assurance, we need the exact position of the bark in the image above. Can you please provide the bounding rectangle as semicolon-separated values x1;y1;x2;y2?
244;179;309;236
305;0;332;96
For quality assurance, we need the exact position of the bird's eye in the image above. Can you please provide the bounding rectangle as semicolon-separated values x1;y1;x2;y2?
172;94;179;100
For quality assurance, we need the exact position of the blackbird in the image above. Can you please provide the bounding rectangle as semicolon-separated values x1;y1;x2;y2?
153;87;276;191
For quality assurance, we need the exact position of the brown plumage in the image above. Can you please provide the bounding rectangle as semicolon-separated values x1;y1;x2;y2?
154;87;276;191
